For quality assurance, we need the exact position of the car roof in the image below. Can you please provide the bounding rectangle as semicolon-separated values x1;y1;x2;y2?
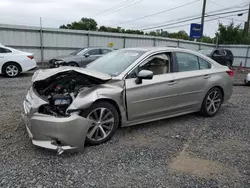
86;47;114;49
120;47;199;54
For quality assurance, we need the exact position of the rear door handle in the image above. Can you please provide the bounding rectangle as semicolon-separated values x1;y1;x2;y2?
204;75;211;79
168;80;178;85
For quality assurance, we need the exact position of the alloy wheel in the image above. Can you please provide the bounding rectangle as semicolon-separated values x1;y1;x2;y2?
87;108;115;141
6;65;19;77
206;90;222;114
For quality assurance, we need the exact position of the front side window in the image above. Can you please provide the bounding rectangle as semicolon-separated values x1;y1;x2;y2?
176;52;199;72
140;53;170;75
88;49;101;55
214;49;226;56
70;48;87;55
86;50;145;76
218;49;226;56
0;47;12;53
126;53;172;79
102;49;112;54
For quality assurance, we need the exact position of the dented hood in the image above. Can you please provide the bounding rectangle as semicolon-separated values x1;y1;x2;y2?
32;67;112;82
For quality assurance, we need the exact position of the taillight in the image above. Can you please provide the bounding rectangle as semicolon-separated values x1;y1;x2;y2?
27;55;34;59
226;70;234;77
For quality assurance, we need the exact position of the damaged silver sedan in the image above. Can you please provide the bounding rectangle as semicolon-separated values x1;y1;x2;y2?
22;47;233;154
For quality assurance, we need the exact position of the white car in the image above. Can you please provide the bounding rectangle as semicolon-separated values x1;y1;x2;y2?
0;44;37;77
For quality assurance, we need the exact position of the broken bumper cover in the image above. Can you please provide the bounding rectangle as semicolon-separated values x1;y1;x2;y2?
21;112;92;151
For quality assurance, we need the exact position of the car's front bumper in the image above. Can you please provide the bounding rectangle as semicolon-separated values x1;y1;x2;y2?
21;112;93;153
49;60;66;68
22;87;93;153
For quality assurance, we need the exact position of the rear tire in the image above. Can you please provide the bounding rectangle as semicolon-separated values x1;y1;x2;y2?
80;101;119;145
2;62;21;78
200;87;223;117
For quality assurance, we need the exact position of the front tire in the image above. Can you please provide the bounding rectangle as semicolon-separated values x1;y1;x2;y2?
80;101;119;145
200;87;223;117
3;62;21;77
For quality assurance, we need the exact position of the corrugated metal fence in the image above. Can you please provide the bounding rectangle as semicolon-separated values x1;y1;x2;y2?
0;24;249;67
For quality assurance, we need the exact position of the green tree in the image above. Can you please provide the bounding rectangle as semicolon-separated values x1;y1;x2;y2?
215;21;248;44
200;35;214;43
167;30;189;40
124;29;144;35
60;18;97;31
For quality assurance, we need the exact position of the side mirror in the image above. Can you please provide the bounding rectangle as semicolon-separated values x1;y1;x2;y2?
84;53;90;58
135;70;153;84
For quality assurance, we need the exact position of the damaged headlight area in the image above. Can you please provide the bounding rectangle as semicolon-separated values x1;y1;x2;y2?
33;70;106;117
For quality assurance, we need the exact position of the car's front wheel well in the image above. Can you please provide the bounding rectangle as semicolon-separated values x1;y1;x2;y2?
92;99;122;127
67;62;79;67
2;61;22;73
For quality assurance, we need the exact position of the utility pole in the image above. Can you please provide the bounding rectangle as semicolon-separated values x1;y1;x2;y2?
201;0;207;39
39;17;44;69
243;1;250;37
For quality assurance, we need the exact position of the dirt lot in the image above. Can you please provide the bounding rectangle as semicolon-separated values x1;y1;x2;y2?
0;72;250;188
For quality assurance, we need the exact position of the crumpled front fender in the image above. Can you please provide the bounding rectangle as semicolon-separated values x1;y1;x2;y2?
67;81;125;117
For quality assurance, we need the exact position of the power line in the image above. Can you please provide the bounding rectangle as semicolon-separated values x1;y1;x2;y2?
109;0;200;26
94;0;137;16
206;2;248;14
161;11;248;30
140;8;248;30
133;2;248;30
99;0;144;17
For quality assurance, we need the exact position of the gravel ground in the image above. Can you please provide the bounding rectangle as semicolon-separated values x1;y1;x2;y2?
0;72;250;188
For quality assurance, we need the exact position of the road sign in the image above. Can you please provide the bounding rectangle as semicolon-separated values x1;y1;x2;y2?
190;23;203;39
108;42;114;47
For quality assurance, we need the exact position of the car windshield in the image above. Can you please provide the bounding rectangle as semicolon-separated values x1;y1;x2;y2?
70;48;88;55
197;49;213;55
86;49;145;76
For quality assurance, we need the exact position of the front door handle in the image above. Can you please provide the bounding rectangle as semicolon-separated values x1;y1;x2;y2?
204;75;211;79
168;80;178;85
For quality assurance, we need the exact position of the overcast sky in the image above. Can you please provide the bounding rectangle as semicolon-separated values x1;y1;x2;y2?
0;0;248;37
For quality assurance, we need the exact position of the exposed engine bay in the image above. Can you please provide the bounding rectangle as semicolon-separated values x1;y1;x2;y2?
33;71;107;116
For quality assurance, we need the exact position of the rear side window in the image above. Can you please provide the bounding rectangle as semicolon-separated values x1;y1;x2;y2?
88;49;101;55
176;52;199;72
198;57;211;69
214;49;226;56
225;50;233;56
0;47;12;53
102;49;112;54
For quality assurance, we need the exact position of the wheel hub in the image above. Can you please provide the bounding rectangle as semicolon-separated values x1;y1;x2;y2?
206;90;221;114
6;65;18;76
87;108;114;141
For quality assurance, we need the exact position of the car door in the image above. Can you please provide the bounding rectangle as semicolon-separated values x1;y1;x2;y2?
172;51;209;111
82;49;102;66
125;52;179;121
0;47;12;69
101;48;112;55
